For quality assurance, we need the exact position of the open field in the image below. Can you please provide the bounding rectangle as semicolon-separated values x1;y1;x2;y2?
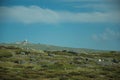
0;45;120;80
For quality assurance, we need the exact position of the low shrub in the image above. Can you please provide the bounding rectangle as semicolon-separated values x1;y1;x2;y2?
0;52;13;58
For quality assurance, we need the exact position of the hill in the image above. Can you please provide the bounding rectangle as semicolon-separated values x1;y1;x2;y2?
0;41;109;54
0;45;120;80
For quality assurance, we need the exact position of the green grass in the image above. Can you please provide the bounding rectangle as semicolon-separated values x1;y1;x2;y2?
0;45;120;80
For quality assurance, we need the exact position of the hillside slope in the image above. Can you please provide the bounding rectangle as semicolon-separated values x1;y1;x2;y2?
0;42;108;53
0;45;120;80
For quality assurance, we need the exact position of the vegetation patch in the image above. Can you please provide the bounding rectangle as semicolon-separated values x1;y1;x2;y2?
0;45;120;80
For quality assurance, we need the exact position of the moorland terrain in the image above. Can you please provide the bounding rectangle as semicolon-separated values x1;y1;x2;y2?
0;42;120;80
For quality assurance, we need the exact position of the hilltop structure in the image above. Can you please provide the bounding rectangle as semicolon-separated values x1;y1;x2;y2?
22;40;28;45
16;40;28;45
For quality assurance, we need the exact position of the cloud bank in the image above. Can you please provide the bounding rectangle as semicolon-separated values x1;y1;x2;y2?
0;6;120;24
92;28;120;41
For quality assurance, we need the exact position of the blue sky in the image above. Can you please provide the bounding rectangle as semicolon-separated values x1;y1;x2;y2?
0;0;120;50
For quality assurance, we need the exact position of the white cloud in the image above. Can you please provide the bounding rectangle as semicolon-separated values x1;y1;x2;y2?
0;6;60;24
92;28;120;41
73;3;120;12
0;6;120;24
73;4;113;11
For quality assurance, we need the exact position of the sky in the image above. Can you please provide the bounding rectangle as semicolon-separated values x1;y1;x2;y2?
0;0;120;51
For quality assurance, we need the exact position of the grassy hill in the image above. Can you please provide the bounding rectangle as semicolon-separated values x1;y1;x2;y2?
0;45;120;80
0;42;109;54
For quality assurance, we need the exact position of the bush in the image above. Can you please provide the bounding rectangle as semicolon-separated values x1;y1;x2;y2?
0;52;13;58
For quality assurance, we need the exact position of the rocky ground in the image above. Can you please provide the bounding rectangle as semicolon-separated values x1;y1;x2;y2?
0;46;120;80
